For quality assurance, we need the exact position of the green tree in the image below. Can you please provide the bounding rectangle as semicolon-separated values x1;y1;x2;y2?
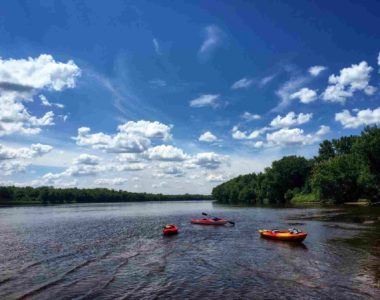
311;154;361;203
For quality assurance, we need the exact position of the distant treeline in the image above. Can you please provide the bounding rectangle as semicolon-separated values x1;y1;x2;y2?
212;126;380;205
0;186;211;205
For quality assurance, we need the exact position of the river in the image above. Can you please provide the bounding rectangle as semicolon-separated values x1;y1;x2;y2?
0;201;379;299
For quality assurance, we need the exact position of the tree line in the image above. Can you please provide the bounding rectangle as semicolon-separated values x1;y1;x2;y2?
0;186;211;205
212;126;380;205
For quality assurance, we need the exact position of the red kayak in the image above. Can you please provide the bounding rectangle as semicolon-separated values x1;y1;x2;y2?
191;218;228;225
163;224;178;236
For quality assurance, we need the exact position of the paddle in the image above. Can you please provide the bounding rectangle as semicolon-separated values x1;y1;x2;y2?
202;212;235;225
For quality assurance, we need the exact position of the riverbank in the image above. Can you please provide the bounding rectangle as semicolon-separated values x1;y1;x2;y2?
0;186;211;206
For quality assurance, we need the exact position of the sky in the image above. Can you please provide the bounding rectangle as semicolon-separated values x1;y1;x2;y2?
0;0;380;194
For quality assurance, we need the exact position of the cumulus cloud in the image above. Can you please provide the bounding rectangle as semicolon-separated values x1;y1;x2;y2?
270;112;312;128
0;54;80;136
335;107;380;128
273;76;308;111
0;54;80;91
316;125;331;136
156;163;185;177
189;94;219;108
95;178;128;186
198;25;223;58
0;160;29;175
231;78;253;90
145;145;189;161
116;153;143;163
199;131;218;143
0;143;52;160
113;163;147;172
308;65;327;77
191;152;228;170
290;88;317;104
0;143;52;175
266;128;315;146
75;121;172;153
241;112;261;121
73;154;100;165
322;61;375;103
0;93;55;136
231;126;266;140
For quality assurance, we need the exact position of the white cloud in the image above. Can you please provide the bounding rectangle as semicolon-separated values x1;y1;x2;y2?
0;160;29;175
75;127;150;153
75;121;172;153
231;78;253;90
0;143;52;175
116;153;142;163
206;173;229;182
0;143;52;160
259;74;276;87
335;107;380;128
158;164;185;177
199;131;218;143
266;128;315;146
290;88;317;104
270;112;312;128
145;145;189;161
0;54;80;136
0;93;55;136
231;126;265;140
95;178;128;186
191;152;228;170
66;164;103;177
241;112;261;121
152;38;161;55
73;154;100;165
118;120;172;141
378;52;380;72
39;95;64;108
199;25;223;57
308;65;327;77
316;125;331;136
0;54;80;91
189;94;219;108
114;163;147;172
322;61;375;103
273;76;308;111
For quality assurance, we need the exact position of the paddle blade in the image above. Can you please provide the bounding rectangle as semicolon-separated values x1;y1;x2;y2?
202;212;208;216
228;221;235;225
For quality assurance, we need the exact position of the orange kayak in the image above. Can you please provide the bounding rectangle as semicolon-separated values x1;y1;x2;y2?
163;224;178;236
258;229;307;242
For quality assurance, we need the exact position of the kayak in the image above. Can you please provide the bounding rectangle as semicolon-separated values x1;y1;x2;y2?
258;229;307;242
191;219;228;225
163;224;178;236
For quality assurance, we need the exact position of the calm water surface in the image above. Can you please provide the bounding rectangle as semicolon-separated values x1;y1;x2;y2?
0;201;379;299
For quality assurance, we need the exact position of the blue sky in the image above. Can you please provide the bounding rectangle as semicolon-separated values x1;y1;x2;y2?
1;0;380;193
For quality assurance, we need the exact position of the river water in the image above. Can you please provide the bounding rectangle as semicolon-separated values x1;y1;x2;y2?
0;201;379;299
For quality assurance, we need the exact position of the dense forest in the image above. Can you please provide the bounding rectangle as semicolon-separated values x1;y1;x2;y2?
212;126;380;205
0;186;211;205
